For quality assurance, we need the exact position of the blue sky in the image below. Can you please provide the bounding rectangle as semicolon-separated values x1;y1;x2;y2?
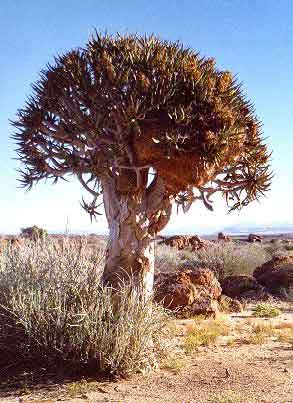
1;0;293;234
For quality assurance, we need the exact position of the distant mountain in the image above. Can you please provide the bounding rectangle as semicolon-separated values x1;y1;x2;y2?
161;222;293;236
221;223;293;235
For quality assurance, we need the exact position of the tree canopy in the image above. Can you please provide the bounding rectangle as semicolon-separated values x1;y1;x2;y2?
13;33;272;216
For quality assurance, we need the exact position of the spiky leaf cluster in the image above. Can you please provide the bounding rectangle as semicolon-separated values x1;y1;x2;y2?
13;33;271;212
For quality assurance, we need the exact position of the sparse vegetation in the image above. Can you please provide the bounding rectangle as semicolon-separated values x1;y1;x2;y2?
156;241;269;280
253;303;281;318
191;242;269;279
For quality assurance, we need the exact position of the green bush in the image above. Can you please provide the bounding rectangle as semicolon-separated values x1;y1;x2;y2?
20;225;48;241
0;239;168;377
252;303;281;318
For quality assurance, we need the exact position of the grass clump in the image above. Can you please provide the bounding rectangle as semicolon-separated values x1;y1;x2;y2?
0;239;168;378
67;378;97;398
208;390;247;403
252;303;281;318
277;331;293;345
242;322;275;344
184;315;230;353
161;355;188;373
275;324;293;346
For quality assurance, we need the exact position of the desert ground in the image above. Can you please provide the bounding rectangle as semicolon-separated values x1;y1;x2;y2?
1;302;292;403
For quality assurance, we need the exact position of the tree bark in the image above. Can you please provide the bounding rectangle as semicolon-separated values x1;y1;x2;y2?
101;175;172;295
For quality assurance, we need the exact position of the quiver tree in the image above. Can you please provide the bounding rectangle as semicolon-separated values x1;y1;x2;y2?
13;33;271;293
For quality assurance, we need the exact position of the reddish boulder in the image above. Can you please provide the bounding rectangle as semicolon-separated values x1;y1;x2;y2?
248;233;262;243
160;235;207;251
218;232;231;241
160;235;190;250
189;235;206;251
154;268;222;318
221;274;268;300
253;255;293;296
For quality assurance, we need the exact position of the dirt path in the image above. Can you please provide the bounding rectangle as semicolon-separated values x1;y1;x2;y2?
1;305;292;403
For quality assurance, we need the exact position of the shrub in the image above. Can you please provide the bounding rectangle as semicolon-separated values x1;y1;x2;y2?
20;225;48;241
0;239;168;378
252;303;281;318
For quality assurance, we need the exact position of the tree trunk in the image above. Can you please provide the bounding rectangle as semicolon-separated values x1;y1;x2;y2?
101;176;172;295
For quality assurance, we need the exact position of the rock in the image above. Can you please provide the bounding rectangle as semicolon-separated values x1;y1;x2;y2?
219;295;243;313
253;255;293;296
221;274;265;299
189;235;206;251
159;235;207;251
218;232;231;242
154;268;222;318
160;235;190;250
247;233;262;243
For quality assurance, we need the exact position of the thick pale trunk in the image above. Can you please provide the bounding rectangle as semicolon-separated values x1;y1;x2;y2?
101;176;172;295
105;221;155;295
102;178;154;294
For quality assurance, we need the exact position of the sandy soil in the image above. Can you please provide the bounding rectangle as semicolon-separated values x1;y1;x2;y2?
1;304;292;403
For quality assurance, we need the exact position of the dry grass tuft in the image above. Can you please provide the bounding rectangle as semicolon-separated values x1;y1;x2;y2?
161;355;188;372
241;322;276;344
184;315;230;352
208;390;247;403
66;378;97;398
276;327;293;345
